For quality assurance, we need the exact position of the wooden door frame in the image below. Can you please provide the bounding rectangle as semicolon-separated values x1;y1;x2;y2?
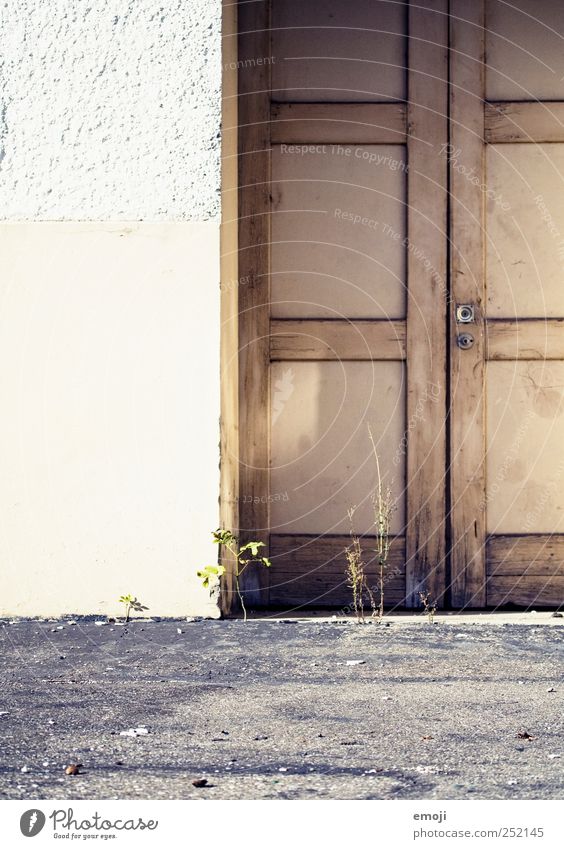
449;0;487;607
222;0;450;613
404;0;449;606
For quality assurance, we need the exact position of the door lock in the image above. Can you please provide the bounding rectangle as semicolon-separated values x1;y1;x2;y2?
457;332;474;350
456;304;475;323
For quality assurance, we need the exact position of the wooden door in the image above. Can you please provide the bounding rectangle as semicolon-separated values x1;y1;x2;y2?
450;0;564;607
236;0;448;610
233;0;564;612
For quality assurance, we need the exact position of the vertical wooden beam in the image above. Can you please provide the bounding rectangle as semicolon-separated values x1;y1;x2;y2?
405;0;449;607
219;0;240;615
237;0;271;608
449;0;486;607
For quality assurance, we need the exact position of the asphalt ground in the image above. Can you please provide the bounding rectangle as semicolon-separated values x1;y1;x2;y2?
0;615;562;800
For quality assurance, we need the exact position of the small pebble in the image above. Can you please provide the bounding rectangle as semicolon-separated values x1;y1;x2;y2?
65;764;81;776
119;727;149;737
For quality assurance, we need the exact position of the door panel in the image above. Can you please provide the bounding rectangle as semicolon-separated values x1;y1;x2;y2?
270;144;407;319
270;361;406;535
486;0;564;100
271;0;408;102
486;362;564;534
486;145;564;318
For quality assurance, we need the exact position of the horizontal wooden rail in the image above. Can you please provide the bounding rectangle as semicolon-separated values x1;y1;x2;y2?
486;319;564;360
485;102;564;143
487;535;564;576
486;535;564;607
268;534;406;607
270;102;407;145
270;319;407;360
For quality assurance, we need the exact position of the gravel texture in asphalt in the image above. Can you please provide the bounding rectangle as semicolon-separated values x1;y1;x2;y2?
0;616;562;800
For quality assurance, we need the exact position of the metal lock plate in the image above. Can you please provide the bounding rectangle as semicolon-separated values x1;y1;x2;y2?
456;304;475;324
457;332;474;350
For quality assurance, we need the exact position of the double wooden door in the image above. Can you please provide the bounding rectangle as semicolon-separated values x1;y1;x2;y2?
233;0;564;610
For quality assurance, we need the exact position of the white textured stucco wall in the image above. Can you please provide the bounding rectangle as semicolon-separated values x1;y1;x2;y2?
0;0;221;219
0;1;222;617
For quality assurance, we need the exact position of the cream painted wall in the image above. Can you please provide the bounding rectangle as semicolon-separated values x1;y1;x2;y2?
0;222;220;617
0;0;223;617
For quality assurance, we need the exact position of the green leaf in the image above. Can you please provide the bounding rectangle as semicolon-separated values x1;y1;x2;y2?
261;558;271;567
213;528;236;546
240;541;265;556
197;564;226;589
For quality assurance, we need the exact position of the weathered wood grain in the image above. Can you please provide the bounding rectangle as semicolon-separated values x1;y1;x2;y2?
405;0;448;608
270;319;406;361
237;0;272;607
270;103;408;144
268;535;406;608
486;319;564;360
487;535;564;577
449;0;487;608
219;0;241;614
485;102;564;143
487;576;564;607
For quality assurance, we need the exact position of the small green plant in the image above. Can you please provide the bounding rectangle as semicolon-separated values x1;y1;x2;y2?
197;529;271;621
118;594;148;624
419;591;437;624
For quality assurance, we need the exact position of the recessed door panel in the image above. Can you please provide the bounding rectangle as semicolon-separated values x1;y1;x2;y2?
270;361;406;535
271;0;407;102
486;361;564;534
486;0;564;100
486;145;564;318
271;144;407;319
